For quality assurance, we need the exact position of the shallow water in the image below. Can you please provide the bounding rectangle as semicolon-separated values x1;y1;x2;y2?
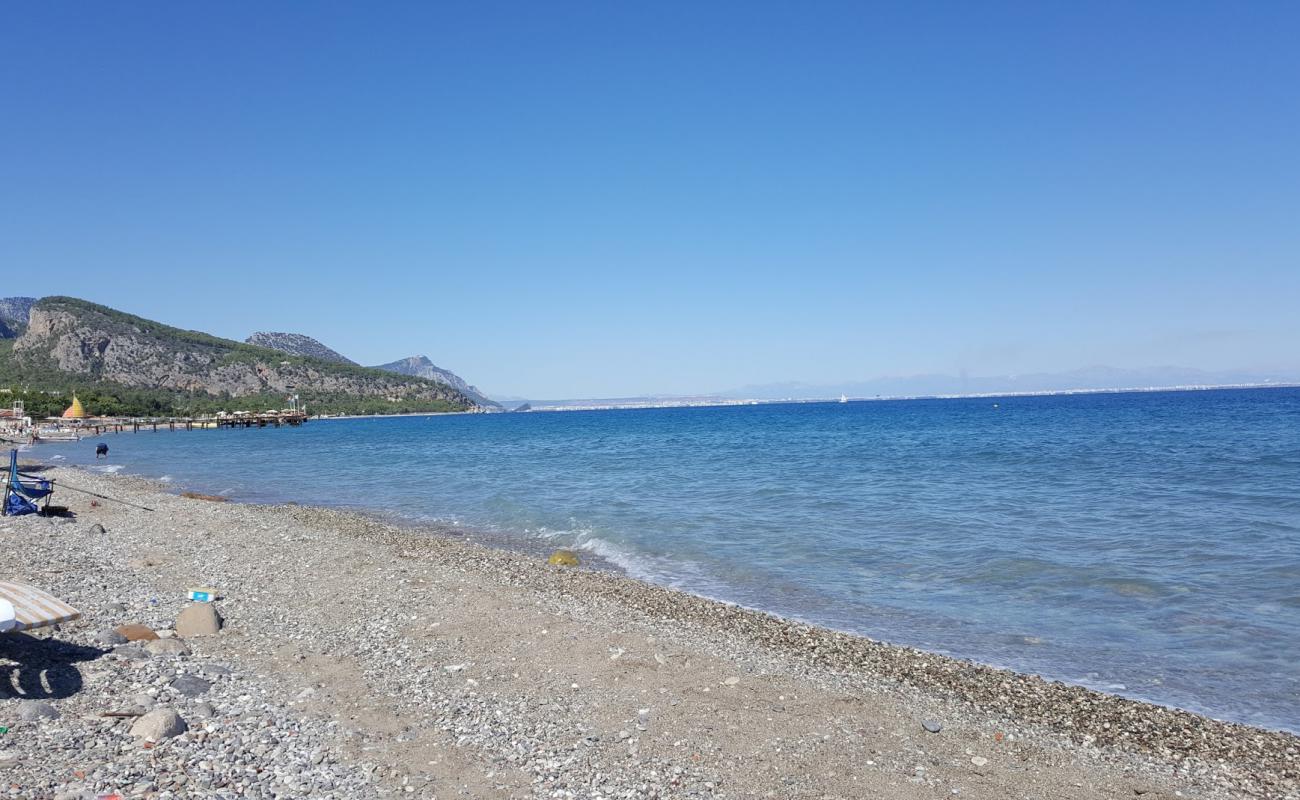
38;388;1300;732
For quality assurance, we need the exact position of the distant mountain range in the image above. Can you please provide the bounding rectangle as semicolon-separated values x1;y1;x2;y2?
370;356;500;409
720;365;1300;400
0;297;487;417
245;332;356;365
0;296;503;414
240;332;500;409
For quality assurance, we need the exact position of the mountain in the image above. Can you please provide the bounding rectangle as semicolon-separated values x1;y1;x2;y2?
246;332;357;365
0;297;482;416
722;365;1300;400
372;356;501;409
0;297;38;339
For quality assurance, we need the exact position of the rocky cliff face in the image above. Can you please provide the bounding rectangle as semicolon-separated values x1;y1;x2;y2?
11;298;478;407
245;332;357;365
0;297;38;339
372;355;500;408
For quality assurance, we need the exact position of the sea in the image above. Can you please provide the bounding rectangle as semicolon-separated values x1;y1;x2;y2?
34;387;1300;733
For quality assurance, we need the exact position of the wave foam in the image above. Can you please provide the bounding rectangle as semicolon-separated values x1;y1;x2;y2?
577;536;656;580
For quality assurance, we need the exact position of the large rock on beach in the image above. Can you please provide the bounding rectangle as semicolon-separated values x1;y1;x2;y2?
114;623;158;641
129;708;187;741
175;603;221;636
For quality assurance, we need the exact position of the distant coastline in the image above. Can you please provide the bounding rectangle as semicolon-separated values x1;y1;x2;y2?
310;409;490;421
514;380;1300;412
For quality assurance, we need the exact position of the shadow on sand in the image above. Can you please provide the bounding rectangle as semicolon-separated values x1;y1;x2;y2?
0;633;106;700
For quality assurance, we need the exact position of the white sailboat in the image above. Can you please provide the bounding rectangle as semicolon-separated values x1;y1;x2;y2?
839;393;848;403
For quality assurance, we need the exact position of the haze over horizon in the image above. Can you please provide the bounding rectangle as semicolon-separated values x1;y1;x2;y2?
3;3;1298;399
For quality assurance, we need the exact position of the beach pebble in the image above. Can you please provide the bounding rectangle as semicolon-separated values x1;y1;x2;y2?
18;700;59;721
170;675;212;697
130;691;156;710
145;638;191;656
922;720;943;733
113;644;150;660
94;628;128;646
970;756;989;767
129;708;188;741
723;676;741;685
89;523;106;534
175;602;222;636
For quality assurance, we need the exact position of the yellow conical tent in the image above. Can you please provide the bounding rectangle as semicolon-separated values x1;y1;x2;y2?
62;395;87;419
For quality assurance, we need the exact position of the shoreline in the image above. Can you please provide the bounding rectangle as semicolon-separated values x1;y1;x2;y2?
48;452;1295;735
1;465;1294;798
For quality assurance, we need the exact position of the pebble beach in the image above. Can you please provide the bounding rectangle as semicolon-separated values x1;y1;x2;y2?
1;466;1296;799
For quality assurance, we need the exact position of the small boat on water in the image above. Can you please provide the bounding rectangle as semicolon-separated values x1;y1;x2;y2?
839;393;848;403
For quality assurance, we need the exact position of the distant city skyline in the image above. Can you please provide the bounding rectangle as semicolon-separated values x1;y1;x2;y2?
3;3;1298;398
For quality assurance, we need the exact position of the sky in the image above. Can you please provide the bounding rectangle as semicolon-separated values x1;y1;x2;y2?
2;2;1298;399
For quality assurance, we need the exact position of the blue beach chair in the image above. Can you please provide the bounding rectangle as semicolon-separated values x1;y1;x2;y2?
3;450;53;516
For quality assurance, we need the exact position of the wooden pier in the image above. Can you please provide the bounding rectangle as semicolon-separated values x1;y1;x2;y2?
127;413;306;433
42;413;309;439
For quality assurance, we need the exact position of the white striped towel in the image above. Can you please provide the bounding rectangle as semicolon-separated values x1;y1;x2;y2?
0;581;81;633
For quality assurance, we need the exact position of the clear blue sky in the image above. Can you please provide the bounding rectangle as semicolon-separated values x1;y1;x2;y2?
2;2;1297;398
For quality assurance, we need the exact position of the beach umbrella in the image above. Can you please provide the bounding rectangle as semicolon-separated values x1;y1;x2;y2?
62;395;87;419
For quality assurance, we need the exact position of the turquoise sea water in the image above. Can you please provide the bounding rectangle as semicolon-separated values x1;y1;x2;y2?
37;388;1300;732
